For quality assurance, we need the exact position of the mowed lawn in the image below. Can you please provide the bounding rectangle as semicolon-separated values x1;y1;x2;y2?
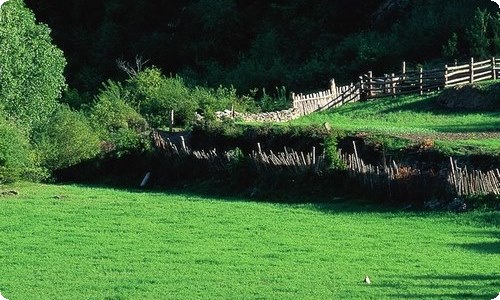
0;183;499;299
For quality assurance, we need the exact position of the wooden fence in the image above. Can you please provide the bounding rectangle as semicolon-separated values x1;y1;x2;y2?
360;57;500;98
291;57;500;116
343;142;500;198
291;79;361;116
448;158;500;196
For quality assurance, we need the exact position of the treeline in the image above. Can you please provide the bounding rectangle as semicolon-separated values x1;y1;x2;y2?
26;0;500;97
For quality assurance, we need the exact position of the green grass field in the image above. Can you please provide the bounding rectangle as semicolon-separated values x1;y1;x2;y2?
0;183;498;299
291;90;500;155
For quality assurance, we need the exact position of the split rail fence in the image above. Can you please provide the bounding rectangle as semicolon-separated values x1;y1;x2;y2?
291;57;500;116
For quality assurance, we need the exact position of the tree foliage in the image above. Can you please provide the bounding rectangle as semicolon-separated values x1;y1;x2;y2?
0;0;66;130
24;0;500;95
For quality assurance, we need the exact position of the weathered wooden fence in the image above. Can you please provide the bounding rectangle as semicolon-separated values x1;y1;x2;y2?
448;158;500;196
362;57;500;98
342;142;500;198
291;79;361;116
291;57;500;117
153;131;326;174
251;143;327;173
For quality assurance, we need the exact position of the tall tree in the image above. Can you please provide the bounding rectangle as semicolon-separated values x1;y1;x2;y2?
0;0;66;130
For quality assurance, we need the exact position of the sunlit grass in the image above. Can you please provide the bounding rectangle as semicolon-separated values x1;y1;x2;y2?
292;93;499;136
0;183;498;299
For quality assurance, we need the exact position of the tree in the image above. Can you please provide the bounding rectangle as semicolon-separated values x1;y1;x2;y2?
466;8;491;59
0;0;66;130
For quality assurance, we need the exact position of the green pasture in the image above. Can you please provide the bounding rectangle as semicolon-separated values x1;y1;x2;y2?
292;91;500;154
0;183;498;299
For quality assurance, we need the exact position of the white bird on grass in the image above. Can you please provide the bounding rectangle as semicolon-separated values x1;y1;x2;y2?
364;275;371;284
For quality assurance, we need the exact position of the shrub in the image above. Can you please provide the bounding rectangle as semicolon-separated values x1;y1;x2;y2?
126;68;198;127
191;85;239;121
0;115;35;183
89;81;150;156
323;136;346;170
34;106;101;172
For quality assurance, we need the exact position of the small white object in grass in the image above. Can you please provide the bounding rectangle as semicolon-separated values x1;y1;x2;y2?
0;291;9;300
364;275;371;284
140;172;151;187
0;0;9;8
492;292;500;300
492;0;500;8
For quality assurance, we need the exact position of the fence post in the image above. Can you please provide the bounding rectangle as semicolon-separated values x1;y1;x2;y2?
419;67;423;95
169;109;174;133
359;75;364;101
391;73;396;96
469;57;474;84
330;79;337;97
444;65;448;87
368;71;373;98
492;57;497;81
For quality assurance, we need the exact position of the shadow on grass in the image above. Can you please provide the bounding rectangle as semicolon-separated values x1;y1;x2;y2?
386;293;486;299
59;180;399;215
454;228;500;255
384;274;500;299
456;241;500;254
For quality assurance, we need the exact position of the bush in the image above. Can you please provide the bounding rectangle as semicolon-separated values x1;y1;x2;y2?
89;81;150;157
0;116;35;183
34;106;101;172
126;68;198;127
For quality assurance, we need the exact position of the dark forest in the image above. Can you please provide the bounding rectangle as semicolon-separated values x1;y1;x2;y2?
26;0;500;94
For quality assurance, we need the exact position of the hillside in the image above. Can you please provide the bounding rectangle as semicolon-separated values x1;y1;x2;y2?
291;81;500;156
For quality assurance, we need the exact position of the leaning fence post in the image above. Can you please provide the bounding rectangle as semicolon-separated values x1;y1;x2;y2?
492;57;497;80
419;67;423;95
469;57;474;84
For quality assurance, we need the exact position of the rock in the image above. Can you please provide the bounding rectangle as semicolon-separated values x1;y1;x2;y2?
447;197;466;211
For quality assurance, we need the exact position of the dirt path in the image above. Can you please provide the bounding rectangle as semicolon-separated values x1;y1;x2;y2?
395;131;500;141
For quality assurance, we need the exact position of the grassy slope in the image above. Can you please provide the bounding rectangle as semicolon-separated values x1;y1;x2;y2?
0;183;499;299
291;89;500;155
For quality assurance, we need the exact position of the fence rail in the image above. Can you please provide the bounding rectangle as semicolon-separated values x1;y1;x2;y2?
291;57;500;117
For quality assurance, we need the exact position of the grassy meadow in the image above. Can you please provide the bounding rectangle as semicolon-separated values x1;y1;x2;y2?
0;183;498;299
